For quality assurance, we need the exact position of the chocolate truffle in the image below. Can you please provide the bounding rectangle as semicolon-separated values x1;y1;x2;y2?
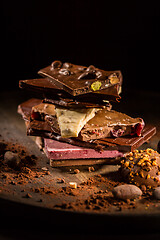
120;148;160;189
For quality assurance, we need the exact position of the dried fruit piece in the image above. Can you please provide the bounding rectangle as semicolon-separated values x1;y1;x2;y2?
91;81;102;91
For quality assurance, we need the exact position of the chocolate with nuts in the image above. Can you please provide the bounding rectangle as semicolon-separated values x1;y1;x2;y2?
120;149;160;188
38;61;122;96
19;78;121;107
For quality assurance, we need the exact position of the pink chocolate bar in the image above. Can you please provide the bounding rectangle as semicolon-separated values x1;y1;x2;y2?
44;138;124;160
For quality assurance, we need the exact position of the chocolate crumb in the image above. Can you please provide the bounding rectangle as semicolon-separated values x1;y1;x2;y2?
2;141;160;214
57;178;65;183
74;169;80;174
88;167;95;172
24;193;32;198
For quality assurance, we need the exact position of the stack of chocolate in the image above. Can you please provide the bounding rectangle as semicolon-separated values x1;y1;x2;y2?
18;61;156;166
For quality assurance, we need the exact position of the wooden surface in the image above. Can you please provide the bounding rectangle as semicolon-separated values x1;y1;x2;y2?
0;89;160;236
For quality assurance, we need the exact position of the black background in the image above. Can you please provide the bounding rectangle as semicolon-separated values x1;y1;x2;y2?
2;1;160;92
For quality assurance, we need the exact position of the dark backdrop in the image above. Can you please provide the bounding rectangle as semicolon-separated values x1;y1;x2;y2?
2;1;160;92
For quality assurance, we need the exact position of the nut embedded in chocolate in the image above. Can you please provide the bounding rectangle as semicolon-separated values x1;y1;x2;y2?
86;65;96;72
59;68;70;76
51;60;62;70
62;62;72;68
96;71;103;79
108;73;119;85
38;62;123;96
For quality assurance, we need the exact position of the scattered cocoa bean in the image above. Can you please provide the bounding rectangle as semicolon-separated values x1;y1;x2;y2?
112;184;142;200
4;151;21;168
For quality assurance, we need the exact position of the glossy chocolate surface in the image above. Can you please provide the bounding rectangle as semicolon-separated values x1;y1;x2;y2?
38;61;122;96
19;78;121;107
17;98;156;152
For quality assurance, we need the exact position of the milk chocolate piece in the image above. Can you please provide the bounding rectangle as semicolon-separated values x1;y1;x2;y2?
26;119;52;134
38;61;122;96
19;109;156;153
17;98;60;134
94;125;156;152
31;103;56;121
19;78;121;107
46;107;144;140
17;98;42;121
18;99;156;152
26;118;155;152
19;78;65;95
20;99;144;140
79;109;144;140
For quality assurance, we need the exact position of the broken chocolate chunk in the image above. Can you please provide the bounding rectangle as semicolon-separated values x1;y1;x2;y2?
38;61;122;96
17;98;156;153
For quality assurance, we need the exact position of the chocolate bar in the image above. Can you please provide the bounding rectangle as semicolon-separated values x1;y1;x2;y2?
50;159;119;167
19;78;121;98
44;138;124;160
28;121;156;152
26;118;156;153
18;59;156;168
31;102;56;120
38;61;122;96
78;109;144;140
19;78;121;107
42;97;111;109
19;98;144;139
17;99;156;153
30;102;103;138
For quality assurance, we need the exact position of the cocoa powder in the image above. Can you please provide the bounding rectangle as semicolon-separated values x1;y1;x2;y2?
1;140;160;214
0;141;45;186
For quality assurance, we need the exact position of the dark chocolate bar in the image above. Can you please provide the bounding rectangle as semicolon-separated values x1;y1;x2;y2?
38;61;122;96
43;97;111;109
